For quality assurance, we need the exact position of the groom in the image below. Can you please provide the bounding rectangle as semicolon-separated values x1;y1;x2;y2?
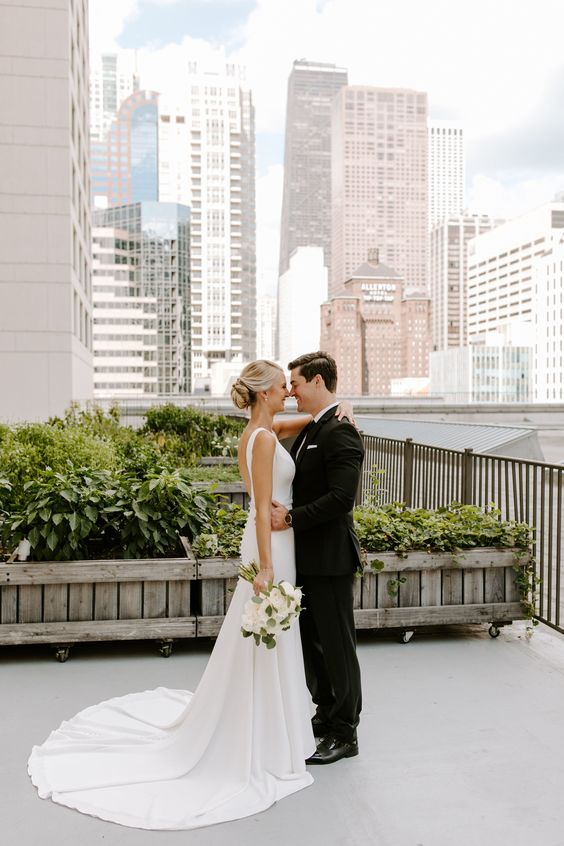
271;351;364;765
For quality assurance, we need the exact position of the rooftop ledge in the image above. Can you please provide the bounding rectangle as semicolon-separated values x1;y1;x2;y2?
3;620;564;845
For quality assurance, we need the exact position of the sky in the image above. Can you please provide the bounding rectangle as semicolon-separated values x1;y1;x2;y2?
89;0;564;296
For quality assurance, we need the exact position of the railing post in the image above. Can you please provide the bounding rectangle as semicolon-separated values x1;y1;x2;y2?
462;448;474;504
403;438;414;507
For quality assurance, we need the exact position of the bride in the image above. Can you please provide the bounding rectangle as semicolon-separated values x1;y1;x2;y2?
28;360;351;830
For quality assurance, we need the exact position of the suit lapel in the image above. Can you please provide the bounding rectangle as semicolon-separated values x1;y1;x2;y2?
294;407;335;467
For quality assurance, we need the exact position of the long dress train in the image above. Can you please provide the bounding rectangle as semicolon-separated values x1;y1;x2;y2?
27;428;315;829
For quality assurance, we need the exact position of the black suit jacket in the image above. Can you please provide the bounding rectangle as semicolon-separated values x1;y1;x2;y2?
290;408;364;577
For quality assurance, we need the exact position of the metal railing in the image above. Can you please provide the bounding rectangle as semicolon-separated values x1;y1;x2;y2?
359;435;564;634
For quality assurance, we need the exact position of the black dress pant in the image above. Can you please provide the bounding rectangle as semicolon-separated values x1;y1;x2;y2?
298;573;362;742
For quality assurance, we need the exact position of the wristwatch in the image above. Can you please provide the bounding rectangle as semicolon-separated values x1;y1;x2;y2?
284;511;293;527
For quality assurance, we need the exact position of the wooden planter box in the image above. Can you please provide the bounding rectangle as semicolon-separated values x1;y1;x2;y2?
195;548;529;639
0;552;197;661
353;548;528;635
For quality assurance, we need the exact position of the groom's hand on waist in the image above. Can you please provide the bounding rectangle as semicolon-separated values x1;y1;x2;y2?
271;500;290;531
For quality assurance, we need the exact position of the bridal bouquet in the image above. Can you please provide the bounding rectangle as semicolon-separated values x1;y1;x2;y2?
239;561;303;649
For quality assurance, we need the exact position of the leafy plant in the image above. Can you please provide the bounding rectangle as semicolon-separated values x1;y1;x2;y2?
6;467;120;561
143;404;245;458
354;502;533;558
192;503;248;559
106;470;217;559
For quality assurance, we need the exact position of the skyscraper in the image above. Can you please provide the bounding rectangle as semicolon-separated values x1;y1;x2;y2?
0;0;92;420
278;60;348;280
91;90;159;207
92;227;158;399
429;214;503;352
93;202;191;395
158;64;256;391
331;86;428;296
428;119;464;230
90;52;138;143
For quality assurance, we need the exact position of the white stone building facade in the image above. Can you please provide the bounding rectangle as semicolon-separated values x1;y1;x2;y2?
428;120;464;230
0;0;93;421
158;64;256;392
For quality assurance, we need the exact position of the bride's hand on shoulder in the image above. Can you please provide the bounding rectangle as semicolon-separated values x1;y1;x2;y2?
335;399;358;429
253;567;274;596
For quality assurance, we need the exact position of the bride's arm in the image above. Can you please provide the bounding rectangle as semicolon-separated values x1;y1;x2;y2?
250;431;276;595
272;399;357;440
273;415;313;440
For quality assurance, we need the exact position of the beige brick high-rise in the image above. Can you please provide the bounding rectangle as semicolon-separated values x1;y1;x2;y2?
321;252;431;396
331;86;428;296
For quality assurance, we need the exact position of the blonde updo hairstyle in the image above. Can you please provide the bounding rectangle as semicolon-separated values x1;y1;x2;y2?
231;360;284;410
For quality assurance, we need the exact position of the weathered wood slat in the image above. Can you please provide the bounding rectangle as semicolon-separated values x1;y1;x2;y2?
18;585;42;623
399;572;420;607
224;578;238;611
143;581;167;619
196;615;224;638
353;602;525;629
94;583;118;620
442;569;463;605
200;580;226;616
68;584;94;621
377;574;399;609
0;585;18;624
505;565;521;603
364;548;519;573
485;568;505;603
0;617;196;645
464;569;484;605
352;575;362;610
43;584;68;623
168;581;191;617
197;559;240;579
360;572;377;610
119;582;143;620
0;559;197;586
420;571;441;606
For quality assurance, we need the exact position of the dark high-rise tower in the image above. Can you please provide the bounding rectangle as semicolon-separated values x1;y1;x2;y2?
278;60;348;280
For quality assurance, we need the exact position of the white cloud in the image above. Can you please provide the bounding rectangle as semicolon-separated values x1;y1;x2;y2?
89;0;140;53
90;0;564;294
468;173;564;220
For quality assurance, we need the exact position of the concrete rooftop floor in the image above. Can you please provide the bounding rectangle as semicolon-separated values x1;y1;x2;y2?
3;622;564;846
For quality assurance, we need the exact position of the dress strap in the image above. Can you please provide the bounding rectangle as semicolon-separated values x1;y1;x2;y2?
245;428;276;496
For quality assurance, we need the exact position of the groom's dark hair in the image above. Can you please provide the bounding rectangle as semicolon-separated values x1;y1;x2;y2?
288;351;338;393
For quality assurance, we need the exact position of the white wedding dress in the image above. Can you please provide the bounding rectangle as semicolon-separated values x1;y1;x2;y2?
28;428;315;830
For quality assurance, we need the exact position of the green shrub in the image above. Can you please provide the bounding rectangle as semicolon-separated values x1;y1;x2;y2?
185;464;241;483
192;502;248;559
143;404;245;458
353;502;533;556
107;470;217;559
6;467;120;561
0;425;119;511
4;466;218;561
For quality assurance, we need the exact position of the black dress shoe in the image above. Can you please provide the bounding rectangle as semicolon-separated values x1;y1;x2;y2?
306;735;359;765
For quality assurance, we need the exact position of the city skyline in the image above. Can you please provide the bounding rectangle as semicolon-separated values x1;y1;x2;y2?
90;0;564;297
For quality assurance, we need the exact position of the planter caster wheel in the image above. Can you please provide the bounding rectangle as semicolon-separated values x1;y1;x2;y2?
488;624;501;639
54;647;70;663
399;630;414;644
158;640;174;658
